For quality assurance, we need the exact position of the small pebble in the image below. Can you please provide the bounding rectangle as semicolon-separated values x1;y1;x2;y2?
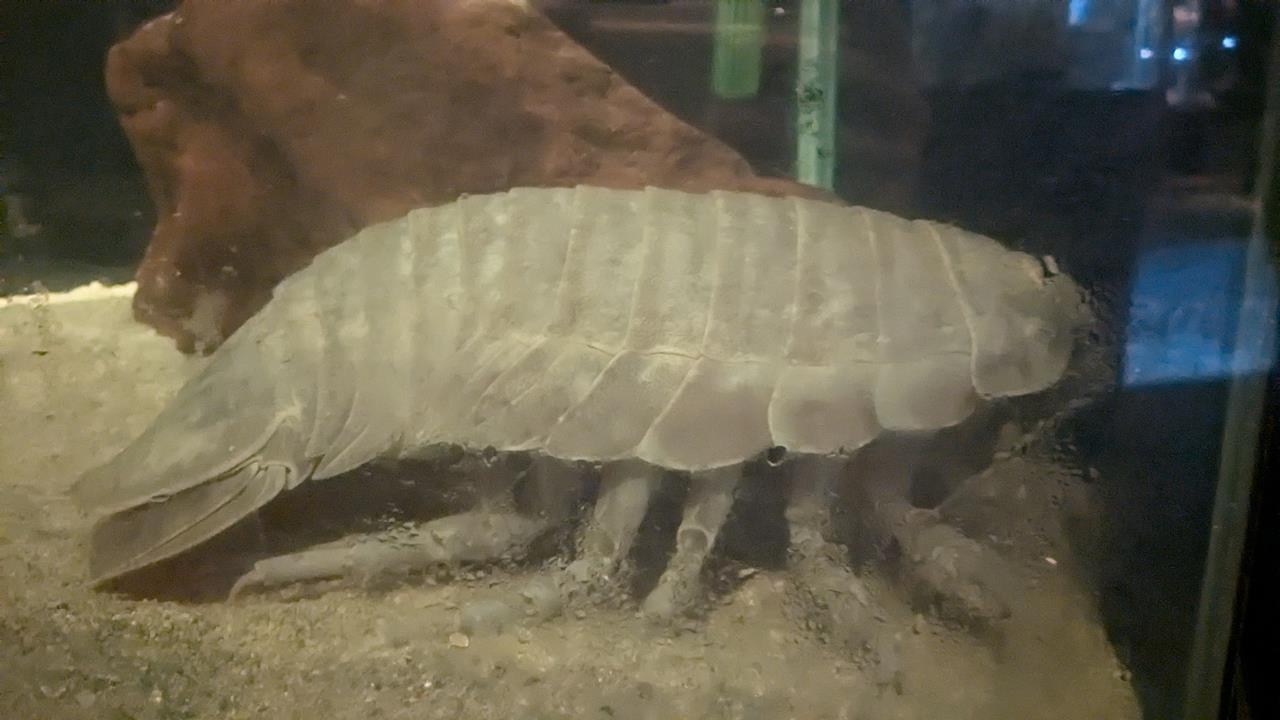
448;632;470;648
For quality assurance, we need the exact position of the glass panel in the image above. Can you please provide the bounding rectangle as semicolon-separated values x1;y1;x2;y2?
2;1;1275;718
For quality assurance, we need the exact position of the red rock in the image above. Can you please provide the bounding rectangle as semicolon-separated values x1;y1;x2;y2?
106;0;833;353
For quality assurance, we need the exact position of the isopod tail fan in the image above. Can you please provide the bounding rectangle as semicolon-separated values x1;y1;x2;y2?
69;329;314;583
71;264;327;584
71;212;423;586
84;426;306;583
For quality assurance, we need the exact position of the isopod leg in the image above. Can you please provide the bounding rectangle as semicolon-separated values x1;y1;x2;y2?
784;457;876;652
567;460;662;587
456;459;660;634
871;493;1015;626
229;453;557;598
229;511;548;597
858;442;1015;627
640;464;740;621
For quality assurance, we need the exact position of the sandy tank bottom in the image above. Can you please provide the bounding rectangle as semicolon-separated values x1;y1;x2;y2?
0;283;1140;720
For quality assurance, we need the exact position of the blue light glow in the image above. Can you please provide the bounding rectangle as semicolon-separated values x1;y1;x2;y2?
1222;35;1238;49
1172;46;1190;62
1123;241;1273;386
1068;0;1090;26
1139;47;1155;60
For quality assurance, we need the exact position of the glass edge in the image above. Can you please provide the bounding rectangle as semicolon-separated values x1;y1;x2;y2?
1184;10;1280;719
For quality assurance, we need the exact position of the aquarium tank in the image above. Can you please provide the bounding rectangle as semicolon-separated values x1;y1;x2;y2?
1;1;1276;718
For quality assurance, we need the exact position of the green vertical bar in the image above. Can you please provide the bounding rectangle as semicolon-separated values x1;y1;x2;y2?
795;0;838;190
712;0;765;100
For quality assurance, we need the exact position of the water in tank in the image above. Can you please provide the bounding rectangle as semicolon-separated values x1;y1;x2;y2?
1;1;1276;718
